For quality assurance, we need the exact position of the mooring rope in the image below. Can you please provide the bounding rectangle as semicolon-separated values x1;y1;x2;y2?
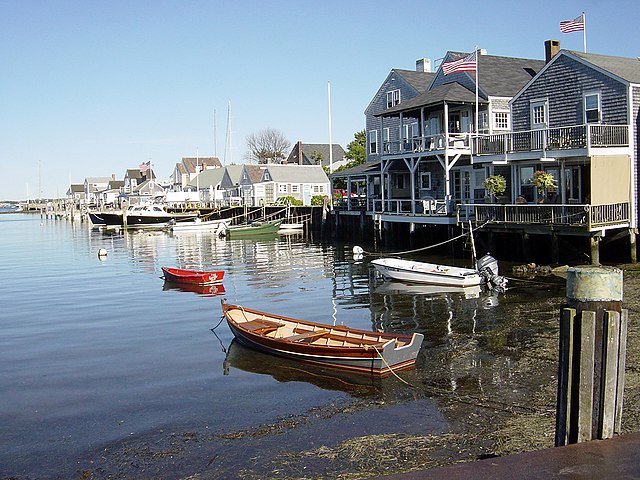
357;221;490;257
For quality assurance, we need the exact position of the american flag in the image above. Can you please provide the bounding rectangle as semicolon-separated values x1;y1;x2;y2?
139;161;150;173
560;14;584;33
442;51;477;75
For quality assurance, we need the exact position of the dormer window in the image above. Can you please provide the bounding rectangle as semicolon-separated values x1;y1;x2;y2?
584;92;601;123
386;89;401;108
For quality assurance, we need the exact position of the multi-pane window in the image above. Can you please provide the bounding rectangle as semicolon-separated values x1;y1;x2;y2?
584;92;601;123
386;89;401;108
383;127;390;153
368;130;378;154
494;111;509;130
278;184;288;194
291;184;299;193
532;104;545;125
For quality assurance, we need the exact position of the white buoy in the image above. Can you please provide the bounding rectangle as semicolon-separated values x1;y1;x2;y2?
352;246;364;255
97;248;108;258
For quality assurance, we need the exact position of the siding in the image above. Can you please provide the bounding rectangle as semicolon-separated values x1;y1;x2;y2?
633;85;640;226
512;54;628;131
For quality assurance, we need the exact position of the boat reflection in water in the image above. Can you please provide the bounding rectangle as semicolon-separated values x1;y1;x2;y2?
221;339;396;397
162;280;226;297
374;281;482;299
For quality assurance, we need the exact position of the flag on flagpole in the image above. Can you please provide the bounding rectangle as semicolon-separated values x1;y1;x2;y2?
560;14;584;33
139;161;150;173
442;51;477;75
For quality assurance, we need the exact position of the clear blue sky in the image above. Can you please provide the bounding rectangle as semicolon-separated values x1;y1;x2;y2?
1;0;638;200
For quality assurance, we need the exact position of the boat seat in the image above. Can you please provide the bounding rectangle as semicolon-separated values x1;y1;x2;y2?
284;329;330;342
241;318;284;334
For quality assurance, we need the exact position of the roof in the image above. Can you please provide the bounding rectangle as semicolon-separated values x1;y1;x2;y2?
378;52;544;116
223;164;245;184
188;167;226;188
261;164;329;183
69;184;84;192
242;164;266;183
181;156;222;173
85;177;111;184
329;160;381;179
108;180;124;189
286;142;346;167
392;68;436;94
569;50;640;84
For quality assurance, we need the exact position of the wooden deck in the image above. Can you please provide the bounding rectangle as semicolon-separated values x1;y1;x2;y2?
375;432;640;479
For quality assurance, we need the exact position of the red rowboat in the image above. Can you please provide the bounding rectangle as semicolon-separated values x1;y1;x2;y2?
162;267;224;285
220;299;423;377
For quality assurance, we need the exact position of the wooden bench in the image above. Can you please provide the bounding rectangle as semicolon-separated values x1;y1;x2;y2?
241;317;284;334
284;329;330;342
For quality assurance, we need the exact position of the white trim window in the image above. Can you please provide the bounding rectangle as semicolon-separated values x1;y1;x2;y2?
278;184;288;194
584;91;601;123
494;111;510;130
420;172;432;190
386;89;401;108
383;127;391;153
312;185;325;193
368;130;378;154
530;99;547;129
291;184;299;193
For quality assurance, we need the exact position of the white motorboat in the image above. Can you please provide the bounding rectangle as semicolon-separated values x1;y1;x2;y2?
371;258;483;287
171;217;230;235
371;254;502;288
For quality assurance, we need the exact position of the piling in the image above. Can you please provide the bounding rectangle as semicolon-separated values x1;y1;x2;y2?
555;266;628;446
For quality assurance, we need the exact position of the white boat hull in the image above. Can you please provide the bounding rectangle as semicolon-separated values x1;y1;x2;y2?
371;258;482;287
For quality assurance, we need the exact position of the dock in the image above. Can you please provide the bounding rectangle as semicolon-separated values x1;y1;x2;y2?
377;432;640;479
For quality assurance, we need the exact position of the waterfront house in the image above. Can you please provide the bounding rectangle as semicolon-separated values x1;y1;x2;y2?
169;156;222;191
83;177;111;206
286;141;348;171
218;164;245;205
124;167;155;195
187;167;226;205
470;41;640;262
235;164;330;206
66;184;85;205
97;179;125;207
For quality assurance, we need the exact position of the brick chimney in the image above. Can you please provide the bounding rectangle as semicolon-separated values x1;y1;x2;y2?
545;40;561;63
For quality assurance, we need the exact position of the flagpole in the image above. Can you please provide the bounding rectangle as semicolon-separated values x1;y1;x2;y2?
582;12;587;53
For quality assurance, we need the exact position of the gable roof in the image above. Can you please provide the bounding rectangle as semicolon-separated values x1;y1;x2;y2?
188;167;226;188
365;68;436;115
223;164;245;184
286;142;346;167
569;50;640;84
241;164;266;184
181;156;222;173
261;164;329;183
511;49;640;105
329;160;381;179
379;51;544;116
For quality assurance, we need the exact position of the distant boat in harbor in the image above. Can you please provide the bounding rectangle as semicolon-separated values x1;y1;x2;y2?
225;219;282;237
88;204;196;228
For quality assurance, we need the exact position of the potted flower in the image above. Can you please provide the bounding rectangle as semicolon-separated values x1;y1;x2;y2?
484;174;507;200
533;170;557;195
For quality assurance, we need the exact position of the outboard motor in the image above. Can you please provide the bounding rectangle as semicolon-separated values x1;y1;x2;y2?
476;254;508;293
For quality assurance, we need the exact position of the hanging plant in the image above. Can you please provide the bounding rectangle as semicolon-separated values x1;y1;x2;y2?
484;175;507;196
533;171;557;194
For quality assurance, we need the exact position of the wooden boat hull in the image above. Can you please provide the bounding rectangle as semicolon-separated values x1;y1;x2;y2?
162;267;224;285
221;300;423;377
371;258;482;287
226;220;282;237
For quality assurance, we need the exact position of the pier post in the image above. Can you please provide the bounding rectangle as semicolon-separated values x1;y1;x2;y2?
555;266;627;446
589;234;600;266
630;229;637;264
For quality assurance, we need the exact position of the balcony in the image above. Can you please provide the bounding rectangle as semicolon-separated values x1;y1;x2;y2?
457;202;630;232
382;132;472;156
473;124;629;157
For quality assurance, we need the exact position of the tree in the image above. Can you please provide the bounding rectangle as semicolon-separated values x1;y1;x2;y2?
245;129;291;164
344;130;366;166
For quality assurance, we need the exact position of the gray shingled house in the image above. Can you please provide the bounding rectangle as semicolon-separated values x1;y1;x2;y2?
471;41;640;262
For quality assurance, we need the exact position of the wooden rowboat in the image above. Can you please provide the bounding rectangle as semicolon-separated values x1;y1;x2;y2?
162;267;224;285
220;299;424;377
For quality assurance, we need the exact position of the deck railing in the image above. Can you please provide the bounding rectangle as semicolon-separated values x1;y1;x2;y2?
473;124;629;156
382;132;472;156
371;198;449;216
457;202;630;231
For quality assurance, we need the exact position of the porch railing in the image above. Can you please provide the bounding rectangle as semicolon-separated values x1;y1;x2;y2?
473;124;629;156
371;198;449;215
457;202;630;231
382;132;472;156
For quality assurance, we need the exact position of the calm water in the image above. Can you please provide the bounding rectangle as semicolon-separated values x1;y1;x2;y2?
0;213;564;478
